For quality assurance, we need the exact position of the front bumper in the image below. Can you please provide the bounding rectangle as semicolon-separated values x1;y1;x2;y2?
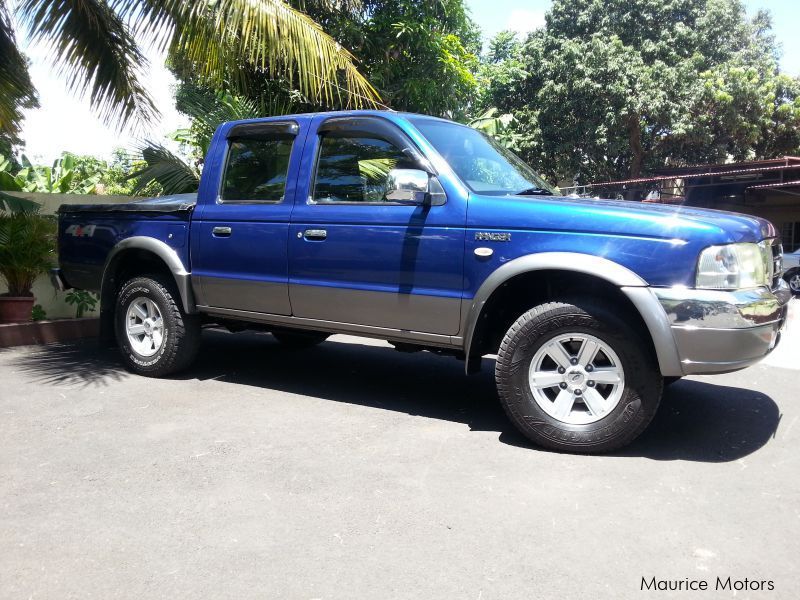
653;280;791;375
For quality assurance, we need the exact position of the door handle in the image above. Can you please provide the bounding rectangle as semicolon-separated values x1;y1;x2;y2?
303;229;327;240
212;226;232;237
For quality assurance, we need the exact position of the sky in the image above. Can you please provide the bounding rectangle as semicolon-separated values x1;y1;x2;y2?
16;0;800;163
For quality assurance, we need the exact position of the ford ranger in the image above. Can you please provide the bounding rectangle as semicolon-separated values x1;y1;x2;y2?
53;111;792;452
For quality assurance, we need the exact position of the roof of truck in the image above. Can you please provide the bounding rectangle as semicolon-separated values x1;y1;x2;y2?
222;109;455;123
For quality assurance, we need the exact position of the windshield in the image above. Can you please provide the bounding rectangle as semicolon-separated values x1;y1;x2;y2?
410;118;557;196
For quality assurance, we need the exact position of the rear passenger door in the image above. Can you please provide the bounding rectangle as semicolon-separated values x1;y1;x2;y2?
192;120;301;315
288;115;466;335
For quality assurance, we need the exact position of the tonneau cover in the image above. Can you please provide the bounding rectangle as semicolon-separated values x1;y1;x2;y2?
58;193;197;214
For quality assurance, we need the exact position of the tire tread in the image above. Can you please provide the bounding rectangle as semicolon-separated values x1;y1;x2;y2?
495;300;662;453
115;275;200;377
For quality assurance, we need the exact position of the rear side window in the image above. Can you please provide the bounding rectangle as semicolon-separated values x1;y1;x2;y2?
221;137;294;203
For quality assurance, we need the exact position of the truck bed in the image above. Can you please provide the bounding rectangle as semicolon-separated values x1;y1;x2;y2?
58;194;197;292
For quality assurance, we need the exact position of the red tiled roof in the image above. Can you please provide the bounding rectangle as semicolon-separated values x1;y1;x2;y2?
747;180;800;191
576;162;800;189
655;156;800;174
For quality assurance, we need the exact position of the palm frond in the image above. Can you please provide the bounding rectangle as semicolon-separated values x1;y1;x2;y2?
17;0;158;128
114;0;363;46
170;0;380;109
358;158;396;183
0;1;38;139
173;86;297;158
292;0;362;14
9;0;378;135
0;191;40;214
178;88;262;150
129;143;199;195
0;209;56;296
109;0;177;52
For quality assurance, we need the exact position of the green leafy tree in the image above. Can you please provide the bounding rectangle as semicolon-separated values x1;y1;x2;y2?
65;151;162;196
172;0;481;119
491;0;800;183
0;0;379;140
353;0;480;118
475;30;528;116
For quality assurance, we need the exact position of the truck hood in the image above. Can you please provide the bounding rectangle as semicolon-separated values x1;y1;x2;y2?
470;194;777;244
465;194;779;287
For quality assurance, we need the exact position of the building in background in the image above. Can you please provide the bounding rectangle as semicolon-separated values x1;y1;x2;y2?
566;157;800;251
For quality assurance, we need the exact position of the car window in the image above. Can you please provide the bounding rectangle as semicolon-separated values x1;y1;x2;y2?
410;117;556;196
312;134;419;203
221;137;294;203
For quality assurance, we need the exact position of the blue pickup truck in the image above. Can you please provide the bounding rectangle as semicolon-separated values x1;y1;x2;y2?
54;111;791;452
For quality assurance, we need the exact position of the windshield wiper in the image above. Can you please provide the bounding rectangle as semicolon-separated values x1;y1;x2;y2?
515;186;553;196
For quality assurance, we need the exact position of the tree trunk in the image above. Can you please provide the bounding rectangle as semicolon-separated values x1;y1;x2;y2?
627;113;644;179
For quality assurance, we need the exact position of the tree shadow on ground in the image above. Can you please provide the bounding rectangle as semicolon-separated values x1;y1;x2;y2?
6;329;782;461
1;339;127;388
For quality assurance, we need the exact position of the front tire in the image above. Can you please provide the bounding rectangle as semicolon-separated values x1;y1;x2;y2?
115;275;200;377
495;300;662;453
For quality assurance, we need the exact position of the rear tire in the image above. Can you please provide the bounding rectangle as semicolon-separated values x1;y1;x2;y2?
115;275;200;377
495;300;662;453
272;330;329;349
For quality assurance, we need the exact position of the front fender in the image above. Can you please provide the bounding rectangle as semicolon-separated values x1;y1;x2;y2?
461;252;683;376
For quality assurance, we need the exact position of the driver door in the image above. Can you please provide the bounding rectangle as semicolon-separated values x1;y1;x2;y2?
288;115;467;335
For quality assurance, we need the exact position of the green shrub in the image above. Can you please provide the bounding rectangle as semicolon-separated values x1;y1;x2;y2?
31;304;47;321
0;210;56;297
65;290;99;318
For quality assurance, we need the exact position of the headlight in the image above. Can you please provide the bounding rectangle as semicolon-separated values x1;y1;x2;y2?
696;242;770;289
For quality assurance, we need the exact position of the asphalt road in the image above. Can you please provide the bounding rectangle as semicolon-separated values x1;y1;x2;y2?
1;299;798;599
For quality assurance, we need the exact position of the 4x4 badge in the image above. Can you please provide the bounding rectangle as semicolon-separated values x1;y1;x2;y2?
475;232;511;242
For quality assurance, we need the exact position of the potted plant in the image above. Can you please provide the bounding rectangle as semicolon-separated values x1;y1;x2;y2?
0;199;56;323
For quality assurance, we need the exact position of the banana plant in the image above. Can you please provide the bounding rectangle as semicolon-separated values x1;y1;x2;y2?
469;108;522;150
0;154;100;195
0;154;37;212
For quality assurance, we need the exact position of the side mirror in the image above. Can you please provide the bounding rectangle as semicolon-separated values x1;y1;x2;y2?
385;169;430;204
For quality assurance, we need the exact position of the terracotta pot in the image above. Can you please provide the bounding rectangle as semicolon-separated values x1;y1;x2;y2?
0;296;35;324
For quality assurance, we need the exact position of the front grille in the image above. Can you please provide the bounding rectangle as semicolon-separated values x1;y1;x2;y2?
768;238;783;289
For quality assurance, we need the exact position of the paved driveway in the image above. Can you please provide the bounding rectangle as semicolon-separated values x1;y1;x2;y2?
1;300;798;599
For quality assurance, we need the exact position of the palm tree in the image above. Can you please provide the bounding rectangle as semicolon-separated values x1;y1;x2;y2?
0;0;379;140
126;88;267;195
0;2;38;142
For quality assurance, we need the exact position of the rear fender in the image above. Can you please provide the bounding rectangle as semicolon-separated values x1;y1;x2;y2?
101;237;197;315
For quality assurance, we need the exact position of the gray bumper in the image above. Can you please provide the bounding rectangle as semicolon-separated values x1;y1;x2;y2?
652;281;791;375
